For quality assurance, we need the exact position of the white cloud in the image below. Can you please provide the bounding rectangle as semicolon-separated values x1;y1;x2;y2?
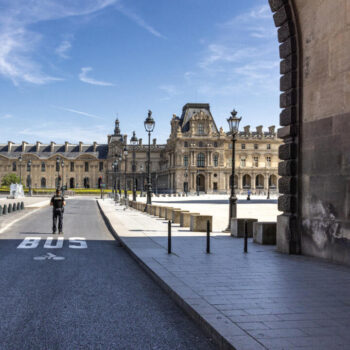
0;0;117;85
79;67;115;86
115;3;165;38
2;114;13;119
52;106;104;119
55;40;72;59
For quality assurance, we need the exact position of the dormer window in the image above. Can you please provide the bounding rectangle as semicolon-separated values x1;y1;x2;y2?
198;123;205;135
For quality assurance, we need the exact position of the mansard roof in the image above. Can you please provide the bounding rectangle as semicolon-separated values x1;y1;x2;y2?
179;103;216;133
0;143;109;160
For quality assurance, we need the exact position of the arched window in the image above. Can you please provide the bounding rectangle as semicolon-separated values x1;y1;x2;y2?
213;154;218;167
243;175;251;189
41;177;46;188
197;153;205;167
41;162;46;172
12;162;17;171
84;177;90;188
269;175;277;188
256;174;264;188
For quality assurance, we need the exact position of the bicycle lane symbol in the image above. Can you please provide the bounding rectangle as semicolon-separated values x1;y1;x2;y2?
34;252;65;261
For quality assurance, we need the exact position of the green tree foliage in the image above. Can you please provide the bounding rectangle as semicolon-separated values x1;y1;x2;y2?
1;173;21;186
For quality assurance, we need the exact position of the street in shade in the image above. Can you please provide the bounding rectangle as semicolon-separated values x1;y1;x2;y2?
0;198;215;349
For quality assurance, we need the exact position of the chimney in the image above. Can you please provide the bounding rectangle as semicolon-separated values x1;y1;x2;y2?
93;141;97;152
268;125;275;135
22;141;28;153
7;141;14;153
243;125;250;134
256;125;263;135
50;141;56;153
36;141;41;153
139;138;142;146
153;138;156;145
79;141;83;153
64;141;69;153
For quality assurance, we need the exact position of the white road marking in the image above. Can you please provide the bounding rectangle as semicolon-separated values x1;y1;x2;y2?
17;237;88;249
69;237;87;249
17;237;41;249
44;237;64;249
34;252;65;261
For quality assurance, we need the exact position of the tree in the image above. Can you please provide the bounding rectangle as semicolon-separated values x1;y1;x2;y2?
1;173;21;187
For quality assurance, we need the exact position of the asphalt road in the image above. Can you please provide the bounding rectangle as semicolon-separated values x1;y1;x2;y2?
0;198;214;350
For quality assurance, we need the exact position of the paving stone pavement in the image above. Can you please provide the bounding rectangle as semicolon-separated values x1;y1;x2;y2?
99;198;350;350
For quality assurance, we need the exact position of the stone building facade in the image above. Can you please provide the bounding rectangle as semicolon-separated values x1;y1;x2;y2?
0;103;281;194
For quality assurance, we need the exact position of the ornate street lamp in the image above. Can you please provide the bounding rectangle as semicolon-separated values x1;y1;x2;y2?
27;159;32;196
196;169;199;196
144;110;155;207
56;156;61;189
117;154;122;197
18;154;22;185
130;131;138;201
227;109;242;230
123;145;128;199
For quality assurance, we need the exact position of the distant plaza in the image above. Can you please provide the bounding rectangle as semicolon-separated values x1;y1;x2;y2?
0;103;281;194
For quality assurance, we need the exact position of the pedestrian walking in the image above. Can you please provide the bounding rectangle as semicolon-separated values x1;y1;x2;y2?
50;189;66;234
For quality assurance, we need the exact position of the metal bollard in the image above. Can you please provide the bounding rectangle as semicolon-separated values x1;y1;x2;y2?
8;203;12;213
21;202;24;210
206;220;210;254
3;204;7;215
12;203;16;212
244;220;248;253
0;205;2;216
17;202;20;211
168;220;172;254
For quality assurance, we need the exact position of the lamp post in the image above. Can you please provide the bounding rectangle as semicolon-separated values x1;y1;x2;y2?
123;145;128;199
56;156;60;189
112;160;118;201
61;159;65;196
130;131;138;201
196;170;199;196
267;175;270;199
27;159;32;196
184;171;188;196
18;155;22;185
227;109;242;230
144;110;155;207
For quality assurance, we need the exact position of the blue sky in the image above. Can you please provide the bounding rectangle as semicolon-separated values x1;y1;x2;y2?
0;0;280;144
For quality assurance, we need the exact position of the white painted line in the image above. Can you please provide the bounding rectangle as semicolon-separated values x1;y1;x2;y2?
0;207;45;235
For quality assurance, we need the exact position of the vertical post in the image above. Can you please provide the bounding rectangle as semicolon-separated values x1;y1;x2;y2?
244;220;248;253
206;220;210;254
147;131;152;205
168;220;171;254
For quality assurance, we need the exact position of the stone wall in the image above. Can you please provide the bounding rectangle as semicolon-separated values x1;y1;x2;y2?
296;0;350;264
272;0;350;265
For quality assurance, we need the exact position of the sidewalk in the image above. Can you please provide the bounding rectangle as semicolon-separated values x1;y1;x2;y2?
98;199;350;350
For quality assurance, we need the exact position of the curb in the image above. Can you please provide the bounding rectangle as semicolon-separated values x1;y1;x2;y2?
96;200;237;350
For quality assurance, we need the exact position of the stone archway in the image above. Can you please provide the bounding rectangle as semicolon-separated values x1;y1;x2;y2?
269;0;300;255
270;1;350;265
196;174;205;192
